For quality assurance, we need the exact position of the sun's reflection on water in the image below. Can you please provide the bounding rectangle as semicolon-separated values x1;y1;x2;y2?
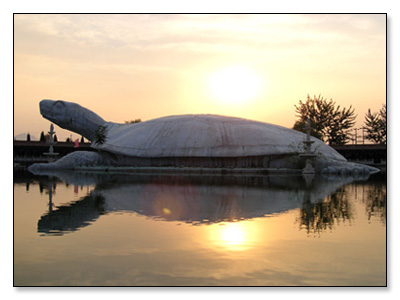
209;221;259;251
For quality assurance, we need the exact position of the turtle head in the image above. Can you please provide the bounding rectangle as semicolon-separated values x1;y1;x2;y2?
40;99;106;141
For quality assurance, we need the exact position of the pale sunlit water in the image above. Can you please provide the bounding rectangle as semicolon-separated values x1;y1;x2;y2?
13;171;386;286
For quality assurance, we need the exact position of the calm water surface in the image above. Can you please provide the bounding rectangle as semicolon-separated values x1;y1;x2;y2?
14;170;386;286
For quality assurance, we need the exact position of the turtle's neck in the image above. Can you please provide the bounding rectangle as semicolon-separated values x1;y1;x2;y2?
40;100;106;141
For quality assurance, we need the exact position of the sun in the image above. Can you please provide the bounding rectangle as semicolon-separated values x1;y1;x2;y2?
208;66;262;104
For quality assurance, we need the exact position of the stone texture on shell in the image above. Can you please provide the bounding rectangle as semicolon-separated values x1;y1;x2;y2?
95;114;346;161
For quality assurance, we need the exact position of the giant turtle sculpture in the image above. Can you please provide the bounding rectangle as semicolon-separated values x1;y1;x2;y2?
28;99;379;175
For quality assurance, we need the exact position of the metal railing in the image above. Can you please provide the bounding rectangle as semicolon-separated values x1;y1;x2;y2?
348;127;367;145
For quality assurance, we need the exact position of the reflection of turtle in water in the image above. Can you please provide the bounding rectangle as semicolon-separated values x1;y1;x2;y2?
29;99;379;174
36;172;366;235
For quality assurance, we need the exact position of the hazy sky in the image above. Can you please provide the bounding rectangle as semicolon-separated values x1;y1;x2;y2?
14;13;386;140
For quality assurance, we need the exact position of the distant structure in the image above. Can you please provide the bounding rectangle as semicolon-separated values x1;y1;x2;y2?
43;124;59;162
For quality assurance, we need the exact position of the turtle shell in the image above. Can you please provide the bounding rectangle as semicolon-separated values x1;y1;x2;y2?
94;114;345;161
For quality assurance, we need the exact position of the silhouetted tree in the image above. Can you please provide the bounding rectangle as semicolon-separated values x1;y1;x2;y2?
26;133;31;141
364;104;386;144
293;94;356;145
80;136;85;143
124;119;141;124
54;135;58;142
40;131;45;142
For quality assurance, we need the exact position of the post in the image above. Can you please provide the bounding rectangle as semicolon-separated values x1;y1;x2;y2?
362;127;365;144
299;119;317;174
44;123;59;162
354;128;357;145
48;180;54;213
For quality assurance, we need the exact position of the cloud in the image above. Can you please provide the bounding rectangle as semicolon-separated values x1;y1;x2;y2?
14;14;385;72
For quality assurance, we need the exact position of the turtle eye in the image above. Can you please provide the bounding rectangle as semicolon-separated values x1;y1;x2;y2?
52;101;68;117
53;101;66;110
50;101;69;122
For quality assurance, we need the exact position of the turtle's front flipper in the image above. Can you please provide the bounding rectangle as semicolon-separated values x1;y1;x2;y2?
28;151;104;173
315;157;380;175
